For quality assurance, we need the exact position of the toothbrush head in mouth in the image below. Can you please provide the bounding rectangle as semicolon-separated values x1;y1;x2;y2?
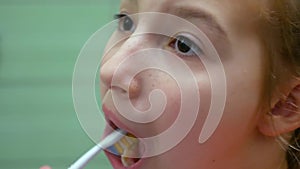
105;120;143;168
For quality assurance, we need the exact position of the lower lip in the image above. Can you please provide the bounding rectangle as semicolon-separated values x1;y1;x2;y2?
105;151;143;169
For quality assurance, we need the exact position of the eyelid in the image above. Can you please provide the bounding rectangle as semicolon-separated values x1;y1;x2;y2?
175;32;205;55
114;13;127;19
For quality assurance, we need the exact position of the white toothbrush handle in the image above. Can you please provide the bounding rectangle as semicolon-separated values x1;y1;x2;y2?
68;130;126;169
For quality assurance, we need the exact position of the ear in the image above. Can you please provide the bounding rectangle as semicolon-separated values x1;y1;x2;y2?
258;81;300;137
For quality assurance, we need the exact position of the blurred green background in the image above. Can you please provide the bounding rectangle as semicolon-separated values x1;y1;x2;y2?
0;0;118;168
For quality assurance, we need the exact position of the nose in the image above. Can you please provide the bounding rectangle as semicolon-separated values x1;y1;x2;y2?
100;35;152;98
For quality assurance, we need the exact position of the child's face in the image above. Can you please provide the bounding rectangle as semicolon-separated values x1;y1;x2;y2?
100;0;271;168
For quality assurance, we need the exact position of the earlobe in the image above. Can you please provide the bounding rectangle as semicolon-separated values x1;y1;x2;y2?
258;84;300;137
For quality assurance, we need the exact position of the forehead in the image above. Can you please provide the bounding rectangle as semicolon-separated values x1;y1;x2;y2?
121;0;268;37
121;0;267;13
121;0;268;27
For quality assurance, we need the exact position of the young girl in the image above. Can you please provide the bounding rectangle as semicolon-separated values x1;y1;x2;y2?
98;0;300;169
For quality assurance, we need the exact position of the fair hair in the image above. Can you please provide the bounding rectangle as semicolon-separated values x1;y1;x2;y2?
261;0;300;168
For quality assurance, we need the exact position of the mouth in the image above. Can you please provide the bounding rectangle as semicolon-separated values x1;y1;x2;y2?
104;119;143;169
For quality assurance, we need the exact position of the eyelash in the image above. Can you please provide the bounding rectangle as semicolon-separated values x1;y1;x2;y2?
113;13;203;58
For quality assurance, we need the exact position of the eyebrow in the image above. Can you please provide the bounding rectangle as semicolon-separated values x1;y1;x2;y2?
172;6;227;37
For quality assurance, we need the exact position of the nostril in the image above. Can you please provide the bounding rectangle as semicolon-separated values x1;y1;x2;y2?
110;78;141;99
111;85;127;94
100;57;142;99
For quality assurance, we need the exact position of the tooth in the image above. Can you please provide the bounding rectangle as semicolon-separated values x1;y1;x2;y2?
121;155;136;167
121;138;140;167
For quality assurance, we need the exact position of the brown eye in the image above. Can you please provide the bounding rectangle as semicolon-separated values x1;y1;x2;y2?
169;34;202;57
175;35;193;54
114;14;135;32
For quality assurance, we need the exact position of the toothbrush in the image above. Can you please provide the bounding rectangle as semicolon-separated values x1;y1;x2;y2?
68;130;126;169
107;133;140;167
107;134;138;156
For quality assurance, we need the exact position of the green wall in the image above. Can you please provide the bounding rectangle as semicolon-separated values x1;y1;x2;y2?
0;1;118;168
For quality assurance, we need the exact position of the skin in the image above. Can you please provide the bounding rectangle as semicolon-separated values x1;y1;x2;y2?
100;0;288;169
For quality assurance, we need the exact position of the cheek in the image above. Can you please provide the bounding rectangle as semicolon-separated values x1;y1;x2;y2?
133;70;182;134
135;68;214;166
199;35;267;156
135;66;212;139
220;62;264;137
223;37;266;119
